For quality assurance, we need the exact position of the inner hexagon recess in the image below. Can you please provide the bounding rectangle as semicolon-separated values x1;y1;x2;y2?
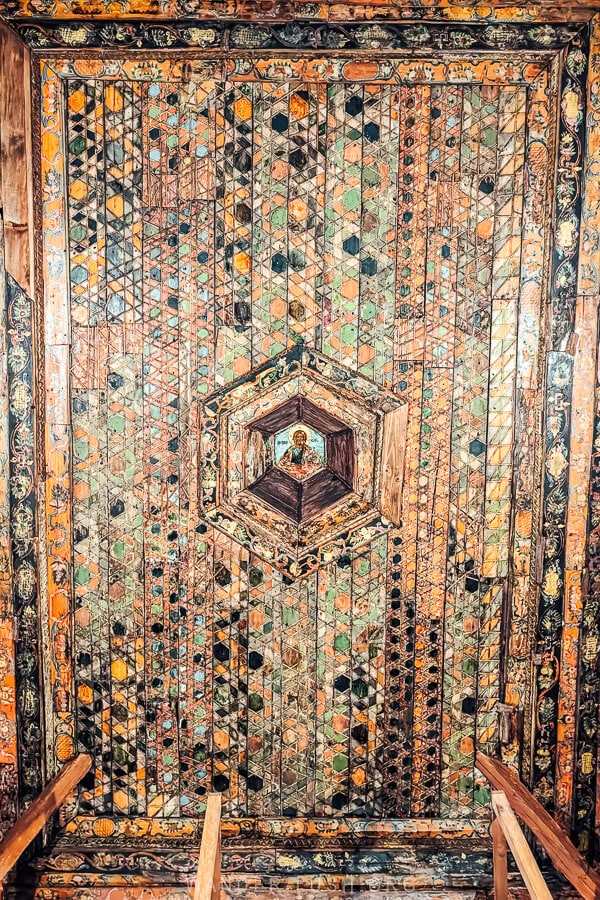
245;396;354;524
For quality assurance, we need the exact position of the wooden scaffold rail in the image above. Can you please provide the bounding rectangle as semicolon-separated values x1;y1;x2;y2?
193;793;222;900
0;754;92;898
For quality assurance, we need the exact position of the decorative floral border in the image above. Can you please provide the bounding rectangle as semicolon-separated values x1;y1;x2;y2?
14;19;585;52
27;18;600;865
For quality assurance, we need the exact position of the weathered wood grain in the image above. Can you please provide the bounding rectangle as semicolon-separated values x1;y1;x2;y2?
0;23;33;296
379;404;408;527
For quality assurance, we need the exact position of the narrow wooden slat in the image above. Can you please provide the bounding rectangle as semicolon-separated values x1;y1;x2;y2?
379;403;408;526
477;751;600;900
212;827;221;900
491;791;552;900
0;22;33;295
491;815;508;900
194;793;222;900
0;755;92;883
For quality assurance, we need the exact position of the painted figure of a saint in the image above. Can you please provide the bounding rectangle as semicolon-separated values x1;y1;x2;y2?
276;426;324;481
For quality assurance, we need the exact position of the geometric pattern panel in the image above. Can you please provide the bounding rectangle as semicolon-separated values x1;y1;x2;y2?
63;74;532;822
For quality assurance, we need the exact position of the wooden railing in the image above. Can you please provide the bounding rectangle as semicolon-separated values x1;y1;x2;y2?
491;789;552;899
0;754;91;898
477;751;600;900
193;793;222;900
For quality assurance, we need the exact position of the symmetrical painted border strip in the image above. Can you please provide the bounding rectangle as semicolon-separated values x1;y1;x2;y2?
531;22;590;828
59;812;491;841
40;55;546;86
574;13;600;858
13;19;584;52
5;275;42;807
549;28;589;350
1;0;598;23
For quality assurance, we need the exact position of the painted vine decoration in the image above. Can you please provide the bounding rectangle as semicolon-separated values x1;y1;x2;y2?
14;20;584;51
5;275;42;808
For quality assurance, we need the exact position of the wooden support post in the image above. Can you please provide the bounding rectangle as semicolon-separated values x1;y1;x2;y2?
491;814;508;900
0;755;92;887
491;791;552;900
477;751;600;900
212;824;221;900
193;793;222;900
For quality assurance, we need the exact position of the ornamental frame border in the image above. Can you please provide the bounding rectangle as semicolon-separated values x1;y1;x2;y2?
15;12;600;860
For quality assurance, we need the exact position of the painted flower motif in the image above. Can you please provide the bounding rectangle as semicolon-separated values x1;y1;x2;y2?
527;25;558;47
538;696;557;724
55;25;94;46
540;608;563;637
145;27;178;48
402;25;430;47
481;24;524;49
231;25;271;49
567;47;587;77
15;563;36;601
543;569;560;599
550;357;572;389
557;216;578;253
263;62;297;80
448;29;477;49
277;854;304;870
321;29;350;49
0;712;16;746
7;345;28;375
405;64;435;84
355;24;397;49
546;447;568;481
14;422;33;455
179;27;220;47
555;259;577;291
18;26;51;47
10;380;31;416
278;24;310;46
562;88;583;128
10;474;31;502
129;62;163;80
98;23;136;44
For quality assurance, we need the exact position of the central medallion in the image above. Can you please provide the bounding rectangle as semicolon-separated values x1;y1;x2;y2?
245;397;354;523
201;345;407;577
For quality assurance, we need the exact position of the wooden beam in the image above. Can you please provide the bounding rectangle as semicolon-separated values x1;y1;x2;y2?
491;815;508;900
0;22;33;296
0;754;91;884
194;793;222;900
491;791;553;900
477;751;600;900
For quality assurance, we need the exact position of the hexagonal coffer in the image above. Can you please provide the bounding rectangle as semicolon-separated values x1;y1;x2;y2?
201;345;407;578
247;397;354;523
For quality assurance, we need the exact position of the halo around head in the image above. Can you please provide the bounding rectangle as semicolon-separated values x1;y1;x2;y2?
288;424;312;444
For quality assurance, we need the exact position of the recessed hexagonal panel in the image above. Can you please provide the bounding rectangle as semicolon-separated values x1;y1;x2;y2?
274;423;326;481
201;345;407;577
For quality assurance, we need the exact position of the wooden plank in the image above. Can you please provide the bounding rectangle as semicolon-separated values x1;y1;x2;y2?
491;791;552;900
0;755;91;883
212;826;221;900
194;793;222;900
477;751;600;900
491;815;508;900
379;403;408;526
0;22;32;295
